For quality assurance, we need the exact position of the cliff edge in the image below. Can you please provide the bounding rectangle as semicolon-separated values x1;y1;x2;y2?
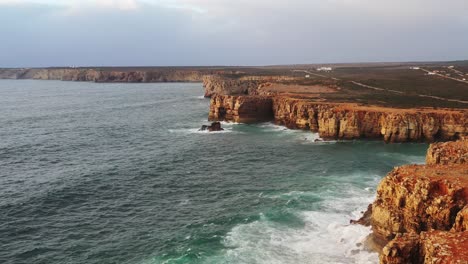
359;140;468;264
204;74;467;143
208;94;467;143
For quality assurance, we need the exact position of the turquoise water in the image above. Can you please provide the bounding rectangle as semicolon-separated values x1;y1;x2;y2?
0;80;427;264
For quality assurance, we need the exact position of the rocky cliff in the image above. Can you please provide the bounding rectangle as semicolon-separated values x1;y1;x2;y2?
208;94;467;143
426;140;468;165
0;68;206;82
381;231;468;264
208;95;273;123
274;97;467;142
360;140;468;263
370;164;468;241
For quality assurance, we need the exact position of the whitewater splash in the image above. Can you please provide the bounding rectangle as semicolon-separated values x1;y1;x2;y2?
257;122;326;144
168;121;243;135
168;128;238;135
211;176;380;264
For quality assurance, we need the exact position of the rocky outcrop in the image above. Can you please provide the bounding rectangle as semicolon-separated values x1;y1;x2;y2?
200;122;224;132
370;164;468;241
426;140;468;165
208;95;273;123
359;140;468;263
0;68;207;82
381;231;468;264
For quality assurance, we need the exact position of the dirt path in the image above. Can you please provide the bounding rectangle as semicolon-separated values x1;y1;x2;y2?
420;68;468;84
294;69;468;105
351;81;468;104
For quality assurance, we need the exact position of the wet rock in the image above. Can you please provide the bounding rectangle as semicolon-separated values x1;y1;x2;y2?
200;122;224;132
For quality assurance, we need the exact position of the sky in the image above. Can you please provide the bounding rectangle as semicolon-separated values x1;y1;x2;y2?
0;0;467;67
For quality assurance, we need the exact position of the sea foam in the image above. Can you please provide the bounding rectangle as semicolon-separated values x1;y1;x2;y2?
212;177;379;264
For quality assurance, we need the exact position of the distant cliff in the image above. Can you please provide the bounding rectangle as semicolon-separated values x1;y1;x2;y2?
0;68;209;82
203;74;301;97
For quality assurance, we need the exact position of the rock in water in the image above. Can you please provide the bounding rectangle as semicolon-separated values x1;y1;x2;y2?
200;122;224;132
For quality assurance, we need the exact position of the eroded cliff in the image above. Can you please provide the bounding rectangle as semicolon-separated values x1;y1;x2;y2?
426;140;468;165
208;95;273;123
208;94;467;143
360;140;468;263
274;97;467;142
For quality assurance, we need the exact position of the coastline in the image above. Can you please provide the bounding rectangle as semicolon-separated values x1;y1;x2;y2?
355;139;468;263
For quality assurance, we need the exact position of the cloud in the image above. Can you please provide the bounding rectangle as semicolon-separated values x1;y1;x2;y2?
0;0;467;67
0;0;140;10
70;0;140;11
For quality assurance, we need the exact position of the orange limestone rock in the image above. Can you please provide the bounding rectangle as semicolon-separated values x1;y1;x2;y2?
370;164;468;241
359;140;468;263
272;97;467;143
381;231;468;264
208;95;273;123
209;95;467;142
426;140;468;165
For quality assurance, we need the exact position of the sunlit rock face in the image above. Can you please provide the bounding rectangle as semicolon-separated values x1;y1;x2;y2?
360;140;468;264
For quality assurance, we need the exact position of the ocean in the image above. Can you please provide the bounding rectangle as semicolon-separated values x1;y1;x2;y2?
0;80;427;264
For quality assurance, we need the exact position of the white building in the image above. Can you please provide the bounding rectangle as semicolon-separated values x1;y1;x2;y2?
410;67;420;70
317;67;332;72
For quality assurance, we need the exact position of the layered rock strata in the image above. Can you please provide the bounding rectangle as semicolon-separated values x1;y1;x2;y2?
208;95;273;123
361;140;468;263
274;97;467;142
208;94;467;143
370;164;468;241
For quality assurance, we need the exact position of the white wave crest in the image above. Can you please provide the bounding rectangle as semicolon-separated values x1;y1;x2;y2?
212;177;379;264
168;128;238;135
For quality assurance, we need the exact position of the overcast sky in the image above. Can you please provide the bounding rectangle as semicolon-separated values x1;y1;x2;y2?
1;0;467;67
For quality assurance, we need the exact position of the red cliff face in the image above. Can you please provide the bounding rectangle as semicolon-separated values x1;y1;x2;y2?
208;95;467;143
208;95;273;123
370;164;468;241
362;140;468;263
273;97;467;143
